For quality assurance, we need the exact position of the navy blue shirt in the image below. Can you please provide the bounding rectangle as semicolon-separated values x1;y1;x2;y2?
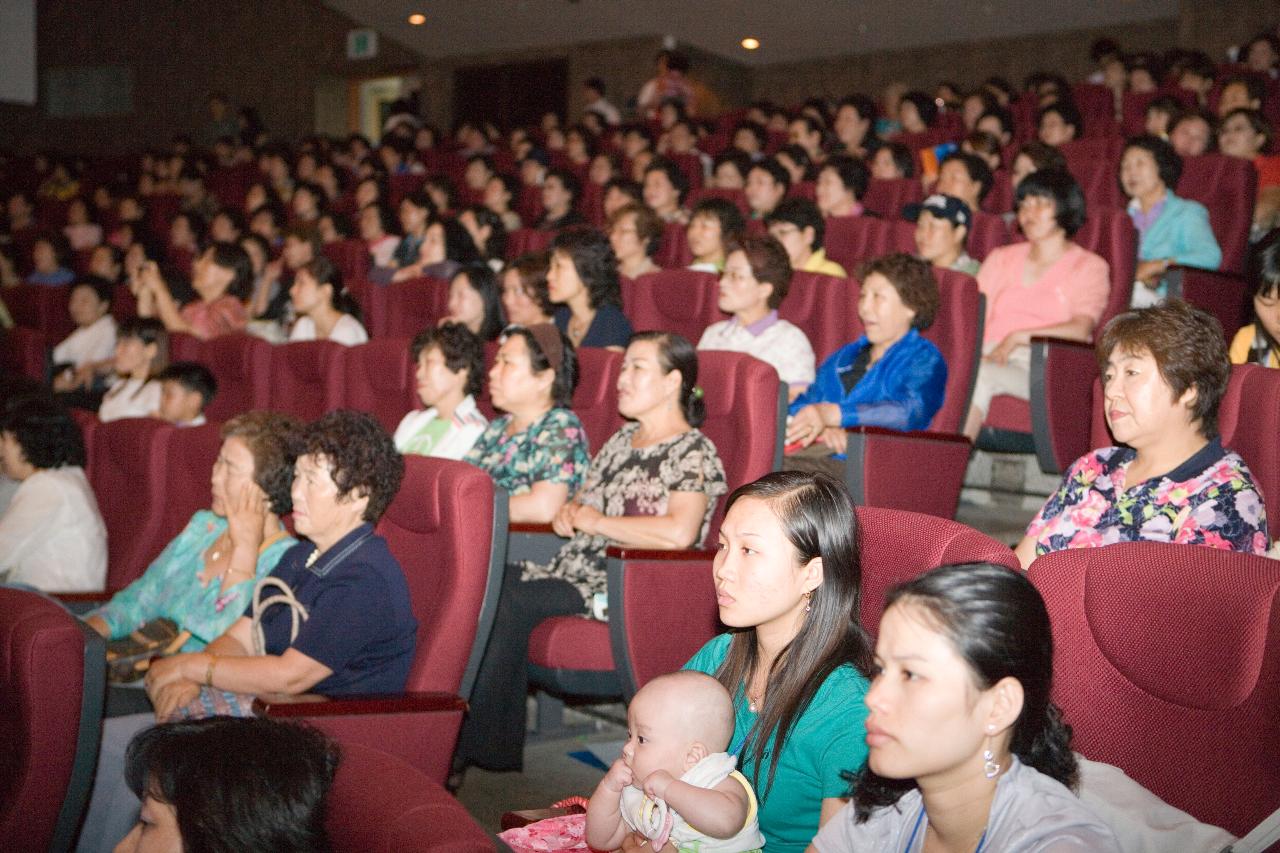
554;302;633;349
248;524;417;696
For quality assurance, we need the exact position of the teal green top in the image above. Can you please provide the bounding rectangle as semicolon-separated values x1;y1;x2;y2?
92;510;296;651
685;633;871;853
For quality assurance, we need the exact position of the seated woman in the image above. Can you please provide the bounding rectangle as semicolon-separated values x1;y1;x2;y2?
1231;240;1280;367
287;256;368;346
136;243;253;340
359;202;401;269
0;397;106;592
98;317;168;423
51;277;118;402
384;191;434;281
698;236;817;400
786;253;946;476
1017;300;1269;566
114;717;338;853
457;205;507;272
500;251;554;327
683;471;873;851
1120;135;1222;307
608;202;662;281
814;563;1120;851
963;169;1109;440
85;411;300;650
815;154;871;219
464;323;590;523
549;227;633;350
440;262;505;341
64;196;103;251
686;197;745;274
144;409;417;720
25;234;76;286
458;332;727;774
642;157;691;225
394;323;488;459
1218;108;1280;239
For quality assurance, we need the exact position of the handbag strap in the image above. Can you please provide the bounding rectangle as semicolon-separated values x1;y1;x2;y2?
251;576;309;656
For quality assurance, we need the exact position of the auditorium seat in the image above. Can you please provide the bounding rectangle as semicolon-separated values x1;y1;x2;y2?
169;334;270;423
381;276;449;339
1028;542;1280;837
1060;137;1125;213
622;268;721;344
965;209;1012;261
256;457;507;785
1067;84;1120;139
776;270;854;362
1177;153;1257;275
506;227;556;262
4;285;74;342
686;187;749;217
823;215;917;273
654;220;693;269
342;338;418;434
861;177;925;219
155;422;222;552
567;347;625;453
321;238;372;286
326;743;493;852
0;588;104;853
0;326;49;381
90;417;174;591
387;173;427;209
266;339;346;420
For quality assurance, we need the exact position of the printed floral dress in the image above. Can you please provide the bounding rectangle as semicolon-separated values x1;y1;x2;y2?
464;407;590;498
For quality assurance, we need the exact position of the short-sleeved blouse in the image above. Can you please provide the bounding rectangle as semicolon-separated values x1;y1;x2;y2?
181;294;248;340
464;407;590;497
1026;439;1270;557
522;423;727;605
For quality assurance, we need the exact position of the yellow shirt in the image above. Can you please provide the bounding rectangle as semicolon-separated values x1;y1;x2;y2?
1229;324;1280;367
801;248;848;279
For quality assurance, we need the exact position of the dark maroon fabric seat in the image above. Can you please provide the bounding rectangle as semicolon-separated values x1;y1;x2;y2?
89;417;174;591
168;334;270;423
0;326;49;380
155;422;222;550
862;177;925;219
341;337;417;434
4;285;74;341
777;270;852;363
505;227;556;262
654;221;693;269
622;268;722;345
1028;542;1280;837
823;215;917;273
0;588;104;853
266;339;346;420
381;276;449;339
321;238;372;286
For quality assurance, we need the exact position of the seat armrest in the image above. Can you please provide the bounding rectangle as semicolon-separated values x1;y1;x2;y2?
605;546;718;560
507;522;565;565
508;522;554;534
844;427;971;519
53;592;112;603
1029;336;1097;475
1164;266;1247;342
253;690;466;718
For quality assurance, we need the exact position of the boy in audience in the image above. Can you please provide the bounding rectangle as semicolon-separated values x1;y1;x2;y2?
766;198;848;278
744;158;790;220
155;362;217;427
586;671;764;853
907;194;980;275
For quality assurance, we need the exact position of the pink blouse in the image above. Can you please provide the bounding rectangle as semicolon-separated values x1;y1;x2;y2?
181;295;248;340
977;242;1110;348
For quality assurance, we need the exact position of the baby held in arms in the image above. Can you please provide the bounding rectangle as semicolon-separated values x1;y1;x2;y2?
587;671;765;853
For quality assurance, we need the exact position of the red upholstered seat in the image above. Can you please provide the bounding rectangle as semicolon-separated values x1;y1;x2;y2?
862;178;925;219
266;340;345;420
321;238;372;286
326;743;492;852
1177;153;1256;275
506;227;556;261
89;418;175;591
921;269;983;433
0;326;48;380
777;271;853;362
529;616;615;671
169;334;270;423
654;221;693;269
110;284;137;324
1028;543;1280;836
686;187;749;217
622;268;722;344
0;588;104;853
257;457;507;784
205;163;258;212
823;215;918;273
4;285;74;341
387;173;427;209
1060;137;1124;213
155;422;222;550
569;347;624;454
342;338;417;434
381;276;449;339
966;210;1012;261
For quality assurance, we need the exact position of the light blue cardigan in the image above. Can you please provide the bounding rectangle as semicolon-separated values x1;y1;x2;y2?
1132;192;1222;270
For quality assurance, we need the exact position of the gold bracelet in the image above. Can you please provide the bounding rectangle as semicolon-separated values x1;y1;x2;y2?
204;655;218;687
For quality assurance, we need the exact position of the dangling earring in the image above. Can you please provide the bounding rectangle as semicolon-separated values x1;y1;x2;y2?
803;591;812;613
982;728;1000;779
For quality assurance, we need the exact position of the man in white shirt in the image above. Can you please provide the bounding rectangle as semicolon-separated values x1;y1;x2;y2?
583;77;621;126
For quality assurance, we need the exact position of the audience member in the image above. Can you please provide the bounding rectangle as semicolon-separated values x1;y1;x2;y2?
643;157;692;225
582;76;621;126
786;253;946;475
907;194;980;275
833;94;879;159
0;396;106;591
1017;300;1269;565
136;243;252;340
1037;101;1082;147
51;277;117;397
393;323;488;459
548;227;632;349
501;251;555;326
484;172;524;233
869;142;915;181
26;234;75;286
441;262;504;341
358;202;400;269
608;203;662;280
687;197;745;273
745;158;790;220
99;317;168;423
457;205;507;270
538;168;586;231
155;362;216;427
287;255;368;345
766;198;848;278
698;236;816;399
935;153;994;216
897;91;937;134
1217;109;1280;237
815;563;1121;851
713;149;753;190
1168;110;1215;158
63;197;103;251
1230;240;1280;367
815;154;870;219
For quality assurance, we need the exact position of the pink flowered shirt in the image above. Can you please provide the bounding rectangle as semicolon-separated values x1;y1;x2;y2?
1026;440;1270;557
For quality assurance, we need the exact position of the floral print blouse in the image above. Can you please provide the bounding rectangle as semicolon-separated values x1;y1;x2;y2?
1026;440;1270;558
523;423;727;606
464;407;590;498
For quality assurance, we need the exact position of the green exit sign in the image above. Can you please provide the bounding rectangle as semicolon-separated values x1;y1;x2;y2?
347;28;379;60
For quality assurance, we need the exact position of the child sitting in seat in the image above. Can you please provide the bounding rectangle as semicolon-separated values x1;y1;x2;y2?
156;361;217;427
586;671;765;853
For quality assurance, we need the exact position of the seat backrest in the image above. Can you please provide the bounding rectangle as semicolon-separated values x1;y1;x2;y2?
183;334;270;423
1218;364;1280;542
381;276;449;340
0;326;48;381
861;178;924;219
266;340;346;420
1028;542;1280;836
0;588;104;853
687;187;749;217
695;351;783;542
1060;137;1124;213
622;269;721;345
921;270;984;433
321;239;372;286
4;285;74;341
342;338;418;434
571;347;625;454
325;743;492;852
777;271;854;363
506;227;555;261
1072;210;1137;334
1177;153;1257;274
374;457;506;701
855;506;1018;637
90;418;174;591
654;221;693;269
824;216;917;272
966;210;1012;261
387;173;426;209
155;423;222;553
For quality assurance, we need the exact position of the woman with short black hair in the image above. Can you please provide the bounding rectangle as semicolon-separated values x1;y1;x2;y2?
548;227;633;350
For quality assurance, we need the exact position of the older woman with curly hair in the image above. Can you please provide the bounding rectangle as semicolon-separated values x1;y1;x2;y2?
85;411;301;651
144;410;416;719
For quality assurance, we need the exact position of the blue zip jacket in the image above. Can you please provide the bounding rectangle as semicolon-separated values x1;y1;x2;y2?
789;328;947;432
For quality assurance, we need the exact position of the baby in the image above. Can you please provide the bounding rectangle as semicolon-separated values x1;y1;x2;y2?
586;671;765;853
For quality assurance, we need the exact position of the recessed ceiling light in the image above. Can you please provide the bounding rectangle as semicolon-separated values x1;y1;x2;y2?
741;37;760;50
408;13;426;25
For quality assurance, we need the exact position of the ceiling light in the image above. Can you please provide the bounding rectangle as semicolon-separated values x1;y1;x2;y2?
408;13;426;25
741;37;760;50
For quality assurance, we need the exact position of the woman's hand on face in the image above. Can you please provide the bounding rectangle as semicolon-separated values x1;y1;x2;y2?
551;502;578;538
151;679;200;722
226;481;269;552
786;405;827;447
817;426;849;454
